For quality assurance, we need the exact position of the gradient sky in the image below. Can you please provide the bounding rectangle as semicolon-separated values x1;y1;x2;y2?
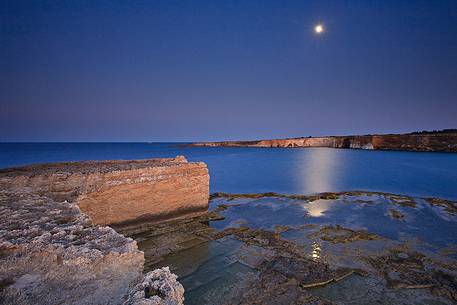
1;0;456;142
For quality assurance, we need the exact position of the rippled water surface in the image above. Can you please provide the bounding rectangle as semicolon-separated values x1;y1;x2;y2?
1;142;457;199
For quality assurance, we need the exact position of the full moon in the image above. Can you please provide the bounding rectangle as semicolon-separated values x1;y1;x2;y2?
314;24;324;34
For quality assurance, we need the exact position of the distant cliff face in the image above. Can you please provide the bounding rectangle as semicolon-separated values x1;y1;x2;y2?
0;156;210;225
192;133;457;152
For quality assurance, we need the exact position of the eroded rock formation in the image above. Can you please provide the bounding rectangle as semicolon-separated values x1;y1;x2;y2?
124;267;185;305
0;156;210;225
0;189;145;305
0;156;209;305
191;131;457;152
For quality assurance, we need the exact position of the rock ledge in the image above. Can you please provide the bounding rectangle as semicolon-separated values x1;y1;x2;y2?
0;157;199;305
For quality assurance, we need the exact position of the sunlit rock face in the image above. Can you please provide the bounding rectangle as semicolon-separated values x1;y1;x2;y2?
0;157;204;305
191;132;457;152
0;156;210;225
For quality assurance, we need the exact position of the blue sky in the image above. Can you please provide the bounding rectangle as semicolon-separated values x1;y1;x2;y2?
1;0;456;141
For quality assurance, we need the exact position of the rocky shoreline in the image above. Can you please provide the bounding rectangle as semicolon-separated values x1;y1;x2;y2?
190;131;457;152
119;191;457;304
1;158;457;304
0;156;209;305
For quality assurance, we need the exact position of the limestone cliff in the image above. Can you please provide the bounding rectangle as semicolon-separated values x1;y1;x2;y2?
0;188;185;305
0;156;209;305
191;132;457;152
0;156;210;225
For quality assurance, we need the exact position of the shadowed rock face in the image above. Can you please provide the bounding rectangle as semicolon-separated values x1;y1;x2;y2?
0;156;210;225
191;132;457;152
0;156;210;305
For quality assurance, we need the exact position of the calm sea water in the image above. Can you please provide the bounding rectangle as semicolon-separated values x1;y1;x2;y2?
1;143;456;200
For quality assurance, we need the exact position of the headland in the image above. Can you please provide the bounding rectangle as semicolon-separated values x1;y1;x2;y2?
191;130;457;152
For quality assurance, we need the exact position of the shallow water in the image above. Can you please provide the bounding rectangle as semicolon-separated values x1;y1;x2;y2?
210;195;457;250
1;143;457;199
124;193;457;305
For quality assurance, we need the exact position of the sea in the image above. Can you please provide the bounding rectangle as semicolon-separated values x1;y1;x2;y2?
1;142;456;200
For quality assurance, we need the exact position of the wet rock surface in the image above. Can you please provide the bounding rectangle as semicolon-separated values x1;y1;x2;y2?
389;208;405;220
366;247;457;301
121;191;457;305
309;225;381;244
425;198;457;215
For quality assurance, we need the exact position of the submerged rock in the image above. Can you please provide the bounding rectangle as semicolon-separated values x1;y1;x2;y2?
238;270;335;305
389;208;405;220
123;212;374;304
309;225;381;244
424;198;457;215
125;191;457;305
386;195;417;208
366;247;457;302
210;192;340;202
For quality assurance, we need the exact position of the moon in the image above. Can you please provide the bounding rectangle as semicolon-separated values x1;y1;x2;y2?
314;24;324;34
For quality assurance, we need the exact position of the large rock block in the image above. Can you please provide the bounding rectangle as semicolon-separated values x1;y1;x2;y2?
0;156;210;225
0;156;201;305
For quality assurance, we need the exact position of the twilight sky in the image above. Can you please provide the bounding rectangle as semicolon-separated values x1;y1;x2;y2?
1;0;456;142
